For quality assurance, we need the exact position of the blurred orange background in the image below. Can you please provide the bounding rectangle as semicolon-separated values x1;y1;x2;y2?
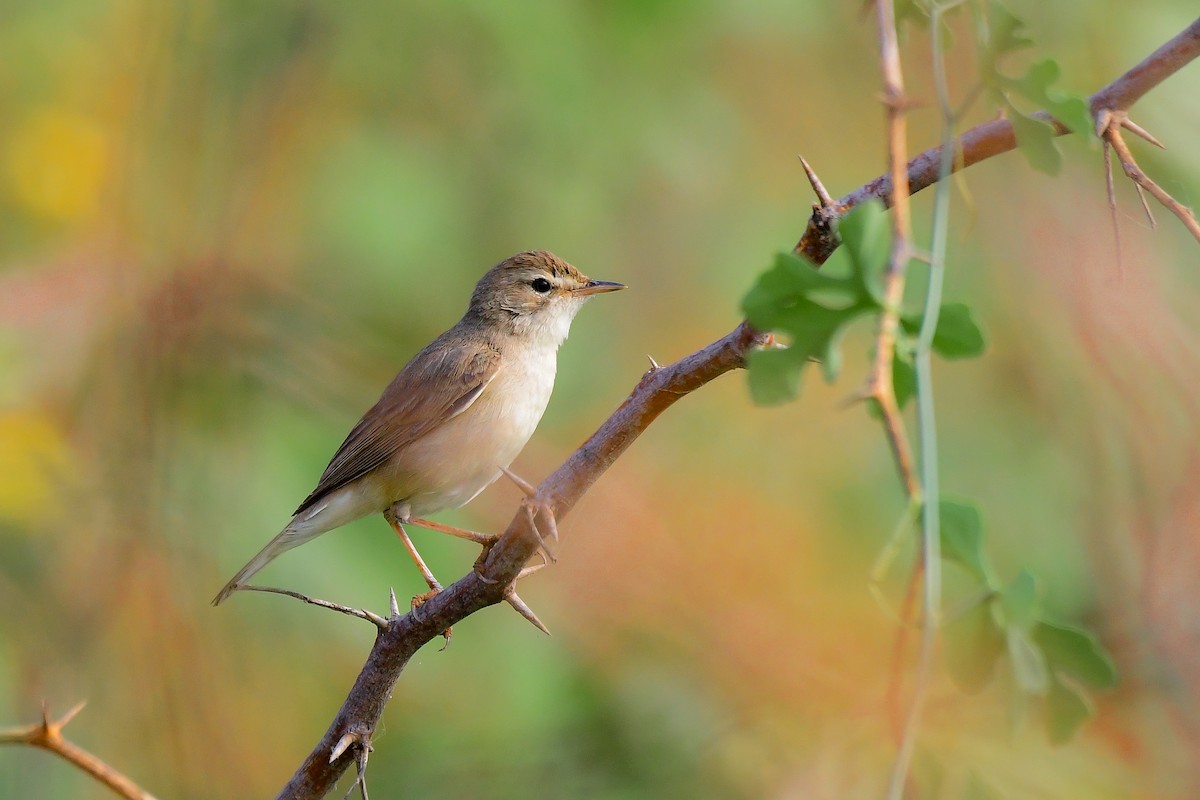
1;2;1198;798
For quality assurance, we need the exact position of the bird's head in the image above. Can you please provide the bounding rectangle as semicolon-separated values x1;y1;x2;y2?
467;250;624;346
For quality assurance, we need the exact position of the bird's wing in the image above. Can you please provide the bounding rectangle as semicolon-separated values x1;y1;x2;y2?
293;337;501;515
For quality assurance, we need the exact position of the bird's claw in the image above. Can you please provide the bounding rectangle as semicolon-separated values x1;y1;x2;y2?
411;588;452;647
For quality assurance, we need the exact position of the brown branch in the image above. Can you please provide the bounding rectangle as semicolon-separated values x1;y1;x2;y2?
0;702;158;800
276;322;763;799
240;585;389;629
866;0;921;500
274;16;1200;800
1100;110;1200;243
797;15;1200;264
870;4;930;799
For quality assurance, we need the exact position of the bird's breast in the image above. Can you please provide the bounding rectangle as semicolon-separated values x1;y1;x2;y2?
392;346;558;515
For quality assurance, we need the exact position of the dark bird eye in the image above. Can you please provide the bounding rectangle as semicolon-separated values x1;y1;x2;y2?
531;277;552;293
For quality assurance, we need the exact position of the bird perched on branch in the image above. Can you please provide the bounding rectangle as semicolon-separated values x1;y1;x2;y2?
212;250;624;608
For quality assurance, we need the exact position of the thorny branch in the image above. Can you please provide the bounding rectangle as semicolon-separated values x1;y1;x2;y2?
276;15;1200;800
1098;108;1200;244
276;323;763;800
797;15;1200;264
0;702;158;800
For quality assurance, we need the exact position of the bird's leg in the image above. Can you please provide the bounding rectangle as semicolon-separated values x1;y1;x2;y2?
384;506;451;644
405;516;496;546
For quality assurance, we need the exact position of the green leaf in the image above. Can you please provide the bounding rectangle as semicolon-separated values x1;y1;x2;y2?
1010;111;1061;175
892;344;916;409
783;303;872;364
1009;59;1094;138
742;249;880;404
983;0;1033;68
931;303;987;359
899;303;986;361
1034;620;1118;690
895;0;929;30
945;598;1005;693
838;202;889;303
1048;93;1093;139
1000;568;1039;629
1006;626;1050;695
1045;676;1095;744
819;325;846;383
745;347;804;405
742;252;857;329
939;501;991;584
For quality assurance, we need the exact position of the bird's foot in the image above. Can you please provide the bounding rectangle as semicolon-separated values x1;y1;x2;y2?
384;509;453;646
408;587;453;649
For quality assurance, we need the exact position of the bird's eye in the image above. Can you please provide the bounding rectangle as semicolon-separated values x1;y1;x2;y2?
531;277;552;293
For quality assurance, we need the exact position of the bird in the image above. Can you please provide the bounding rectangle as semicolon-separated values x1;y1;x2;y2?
212;250;624;606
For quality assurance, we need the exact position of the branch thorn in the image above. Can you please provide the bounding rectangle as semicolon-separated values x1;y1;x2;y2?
1120;115;1165;149
330;732;358;763
504;587;551;635
498;465;537;498
799;155;837;210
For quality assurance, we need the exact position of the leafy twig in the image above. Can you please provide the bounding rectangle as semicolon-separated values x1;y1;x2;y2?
798;16;1200;263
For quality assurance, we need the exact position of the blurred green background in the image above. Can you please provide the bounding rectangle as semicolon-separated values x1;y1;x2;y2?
2;1;1198;798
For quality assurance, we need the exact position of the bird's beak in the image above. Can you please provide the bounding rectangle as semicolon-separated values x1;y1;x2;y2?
573;279;626;297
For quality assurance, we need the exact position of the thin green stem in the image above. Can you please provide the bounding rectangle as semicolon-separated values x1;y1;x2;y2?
884;2;959;797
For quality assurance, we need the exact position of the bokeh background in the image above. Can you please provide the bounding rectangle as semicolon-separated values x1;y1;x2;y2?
2;2;1198;798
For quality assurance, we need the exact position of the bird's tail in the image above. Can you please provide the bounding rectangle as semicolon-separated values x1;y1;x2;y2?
212;522;317;605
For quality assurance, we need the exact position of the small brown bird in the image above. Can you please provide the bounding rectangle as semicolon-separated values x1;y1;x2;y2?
213;250;623;605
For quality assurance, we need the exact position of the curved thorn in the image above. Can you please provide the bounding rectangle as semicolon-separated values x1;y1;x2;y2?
1134;182;1157;228
517;560;549;580
1121;116;1166;149
330;731;358;763
504;588;551;635
539;504;561;544
799;155;837;209
523;504;557;563
58;701;87;729
498;465;537;498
